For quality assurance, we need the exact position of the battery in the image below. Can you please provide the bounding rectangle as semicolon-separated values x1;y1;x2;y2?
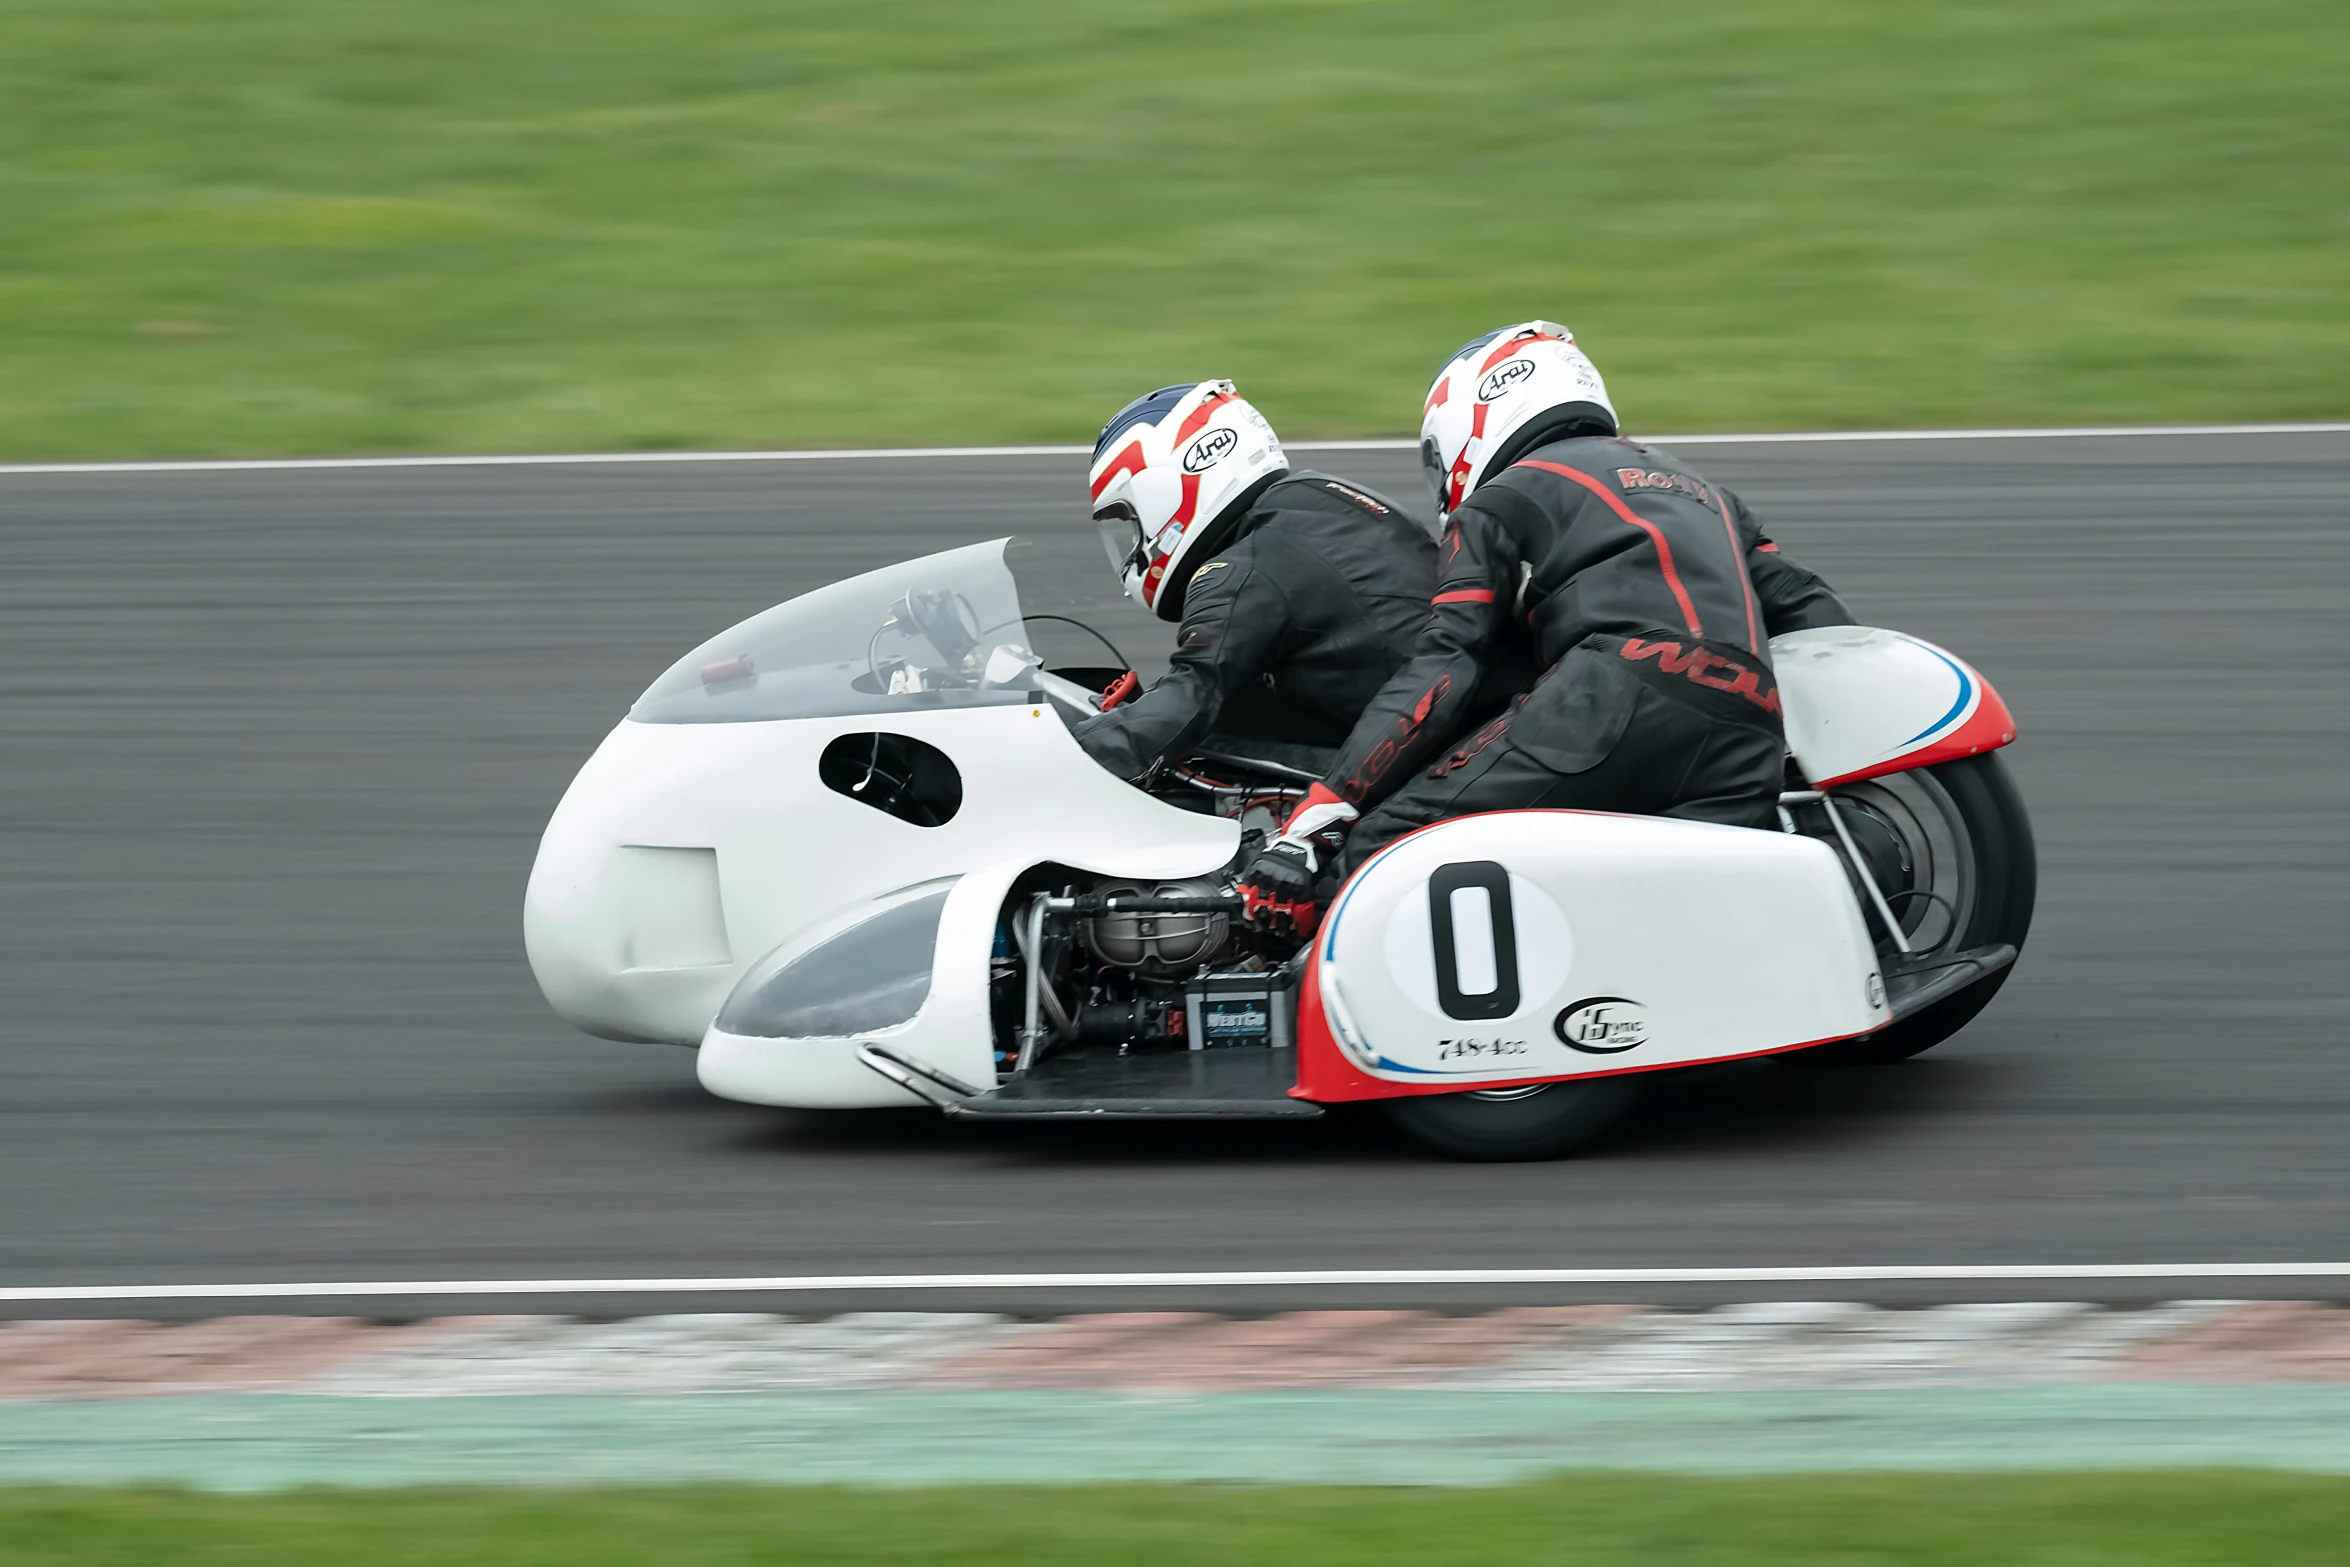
1184;970;1295;1052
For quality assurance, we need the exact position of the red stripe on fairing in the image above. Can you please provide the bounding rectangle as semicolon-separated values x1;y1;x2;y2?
1089;439;1147;501
1433;588;1496;605
1514;459;1703;637
1810;676;2019;787
1172;390;1232;444
1291;942;1343;1094
1298;1018;1882;1102
1715;492;1762;653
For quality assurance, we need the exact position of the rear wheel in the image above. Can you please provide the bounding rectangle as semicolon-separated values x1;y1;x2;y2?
1816;753;2036;1062
1382;1076;1646;1161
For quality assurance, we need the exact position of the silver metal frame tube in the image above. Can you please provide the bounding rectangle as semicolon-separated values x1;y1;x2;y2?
1015;895;1049;1073
1818;793;1914;956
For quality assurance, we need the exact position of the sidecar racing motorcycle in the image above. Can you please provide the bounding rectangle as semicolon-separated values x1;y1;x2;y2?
525;537;2033;1160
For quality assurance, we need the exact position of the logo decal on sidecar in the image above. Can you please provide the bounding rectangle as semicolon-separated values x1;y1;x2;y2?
1476;358;1537;402
1182;428;1239;473
1554;997;1649;1053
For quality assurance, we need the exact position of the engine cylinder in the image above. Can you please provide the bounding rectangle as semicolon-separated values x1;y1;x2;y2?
1080;878;1230;974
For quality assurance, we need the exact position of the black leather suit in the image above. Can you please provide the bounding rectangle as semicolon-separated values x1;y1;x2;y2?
1322;435;1853;869
1073;472;1439;780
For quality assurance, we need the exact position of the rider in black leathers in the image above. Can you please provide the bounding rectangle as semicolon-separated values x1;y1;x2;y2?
1325;433;1852;864
1073;383;1443;781
1075;471;1439;778
1235;324;1852;932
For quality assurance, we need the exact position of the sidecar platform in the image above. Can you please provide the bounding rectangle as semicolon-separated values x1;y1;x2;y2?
945;1047;1324;1120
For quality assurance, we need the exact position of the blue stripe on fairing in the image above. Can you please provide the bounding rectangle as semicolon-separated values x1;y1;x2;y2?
1321;831;1418;962
1376;1055;1526;1077
1897;643;1977;747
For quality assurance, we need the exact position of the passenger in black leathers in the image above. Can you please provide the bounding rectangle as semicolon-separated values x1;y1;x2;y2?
1072;471;1441;780
1236;322;1854;932
1321;431;1853;871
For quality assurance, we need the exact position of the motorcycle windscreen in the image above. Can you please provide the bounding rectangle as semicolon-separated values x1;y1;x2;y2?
631;538;1037;724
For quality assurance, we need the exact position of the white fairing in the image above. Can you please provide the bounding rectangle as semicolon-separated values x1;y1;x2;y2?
697;862;1029;1108
1317;812;1888;1084
524;704;1233;1047
1772;626;2006;787
528;541;1996;1111
523;537;1237;1055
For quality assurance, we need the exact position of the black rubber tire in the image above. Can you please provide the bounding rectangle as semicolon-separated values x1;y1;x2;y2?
1847;753;2036;1062
1382;1076;1647;1162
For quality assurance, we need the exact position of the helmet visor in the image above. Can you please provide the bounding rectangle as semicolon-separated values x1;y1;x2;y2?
1420;436;1448;510
1094;502;1146;577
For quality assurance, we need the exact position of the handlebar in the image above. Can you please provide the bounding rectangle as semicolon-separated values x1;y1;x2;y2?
1045;892;1244;917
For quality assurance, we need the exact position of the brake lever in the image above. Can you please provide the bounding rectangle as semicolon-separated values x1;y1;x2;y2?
1097;671;1141;711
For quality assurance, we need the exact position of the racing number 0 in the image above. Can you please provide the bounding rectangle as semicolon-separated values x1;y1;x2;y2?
1428;860;1520;1020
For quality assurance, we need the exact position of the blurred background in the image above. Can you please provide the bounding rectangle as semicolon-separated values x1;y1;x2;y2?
2;0;2344;459
5;5;2349;1560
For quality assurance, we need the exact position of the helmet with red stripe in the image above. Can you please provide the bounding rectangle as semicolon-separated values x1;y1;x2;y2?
1089;380;1286;621
1420;322;1617;525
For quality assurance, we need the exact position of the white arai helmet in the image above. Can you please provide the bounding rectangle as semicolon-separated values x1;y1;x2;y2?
1088;380;1287;620
1420;322;1617;524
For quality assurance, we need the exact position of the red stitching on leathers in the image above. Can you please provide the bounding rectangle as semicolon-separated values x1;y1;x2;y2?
1715;491;1762;653
1620;636;1780;716
1512;459;1703;637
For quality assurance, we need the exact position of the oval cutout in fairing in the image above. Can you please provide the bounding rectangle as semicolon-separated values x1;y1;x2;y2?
819;732;962;827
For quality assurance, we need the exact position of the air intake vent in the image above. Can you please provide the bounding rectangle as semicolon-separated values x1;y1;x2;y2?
610;845;730;971
819;732;962;827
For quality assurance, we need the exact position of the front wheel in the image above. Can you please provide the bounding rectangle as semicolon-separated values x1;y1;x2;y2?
1382;1076;1646;1162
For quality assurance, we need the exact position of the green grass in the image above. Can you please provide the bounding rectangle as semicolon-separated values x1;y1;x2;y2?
1;0;2343;458
4;1473;2350;1565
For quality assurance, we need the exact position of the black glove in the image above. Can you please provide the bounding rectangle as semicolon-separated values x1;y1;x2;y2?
1237;839;1323;936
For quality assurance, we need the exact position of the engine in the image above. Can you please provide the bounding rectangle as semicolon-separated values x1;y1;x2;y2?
1080;877;1230;973
992;871;1298;1067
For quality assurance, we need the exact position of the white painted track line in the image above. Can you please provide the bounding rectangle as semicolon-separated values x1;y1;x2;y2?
7;1262;2350;1304
2;422;2344;477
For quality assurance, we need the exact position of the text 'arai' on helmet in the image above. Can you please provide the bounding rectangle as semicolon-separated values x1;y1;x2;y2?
1088;380;1287;621
1420;322;1618;524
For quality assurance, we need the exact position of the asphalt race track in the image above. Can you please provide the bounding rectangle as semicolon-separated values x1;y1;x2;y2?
5;430;2348;1315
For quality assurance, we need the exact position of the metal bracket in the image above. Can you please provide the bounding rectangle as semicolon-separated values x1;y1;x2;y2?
1776;787;1821;835
1778;787;1914;955
855;1043;982;1108
1816;793;1914;956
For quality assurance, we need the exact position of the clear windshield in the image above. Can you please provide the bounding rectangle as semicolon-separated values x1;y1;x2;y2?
631;538;1046;724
